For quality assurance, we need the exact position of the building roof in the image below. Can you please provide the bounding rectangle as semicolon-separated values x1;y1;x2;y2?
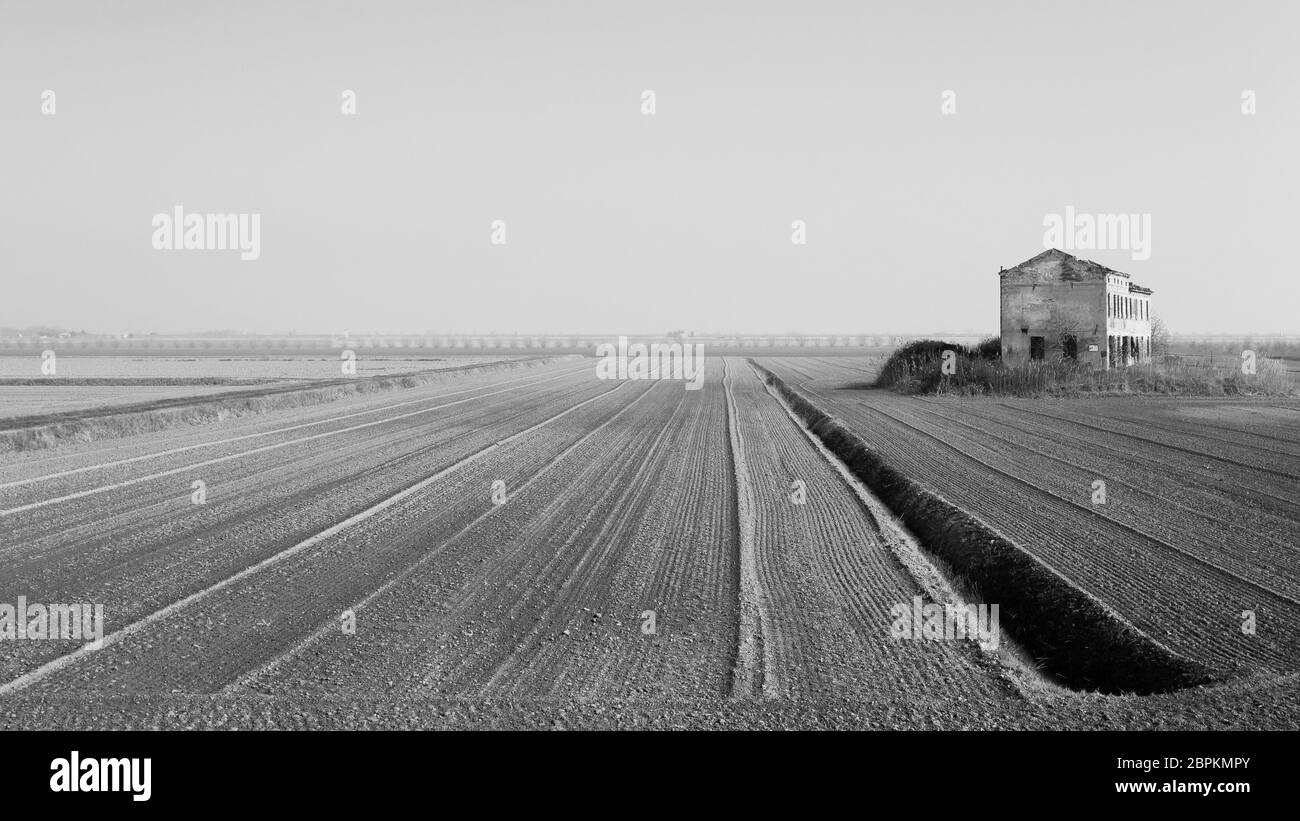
1000;249;1153;294
1000;248;1127;282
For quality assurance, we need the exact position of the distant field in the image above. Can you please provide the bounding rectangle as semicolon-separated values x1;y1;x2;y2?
0;355;513;381
0;385;254;418
0;354;531;423
1164;348;1300;383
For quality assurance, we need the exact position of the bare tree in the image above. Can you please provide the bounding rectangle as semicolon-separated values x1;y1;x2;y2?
1150;313;1171;359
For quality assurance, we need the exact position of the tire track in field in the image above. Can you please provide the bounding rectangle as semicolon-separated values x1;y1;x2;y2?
722;359;776;699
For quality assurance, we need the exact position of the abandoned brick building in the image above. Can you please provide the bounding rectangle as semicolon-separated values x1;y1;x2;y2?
999;249;1153;369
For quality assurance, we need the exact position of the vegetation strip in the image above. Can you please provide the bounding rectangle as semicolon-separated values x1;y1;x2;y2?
750;359;1215;695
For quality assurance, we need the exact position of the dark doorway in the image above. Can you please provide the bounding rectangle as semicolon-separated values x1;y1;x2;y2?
1061;335;1077;361
1030;336;1045;361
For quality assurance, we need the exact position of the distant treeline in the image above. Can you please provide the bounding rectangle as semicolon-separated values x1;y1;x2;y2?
1167;335;1300;357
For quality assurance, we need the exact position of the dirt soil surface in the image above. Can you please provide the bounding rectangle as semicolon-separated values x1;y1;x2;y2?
1;356;1297;729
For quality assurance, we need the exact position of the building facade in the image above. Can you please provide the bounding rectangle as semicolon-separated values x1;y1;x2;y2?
999;249;1153;369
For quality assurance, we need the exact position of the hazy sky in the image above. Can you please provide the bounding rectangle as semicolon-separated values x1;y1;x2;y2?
2;0;1296;335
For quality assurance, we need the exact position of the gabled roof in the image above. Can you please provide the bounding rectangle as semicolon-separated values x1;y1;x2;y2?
1000;248;1126;282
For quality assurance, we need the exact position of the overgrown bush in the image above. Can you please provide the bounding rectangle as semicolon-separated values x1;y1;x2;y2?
874;340;969;390
874;338;1001;393
973;335;1002;360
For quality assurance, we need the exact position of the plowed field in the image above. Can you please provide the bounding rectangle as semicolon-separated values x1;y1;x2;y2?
1;355;1297;728
760;356;1300;677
